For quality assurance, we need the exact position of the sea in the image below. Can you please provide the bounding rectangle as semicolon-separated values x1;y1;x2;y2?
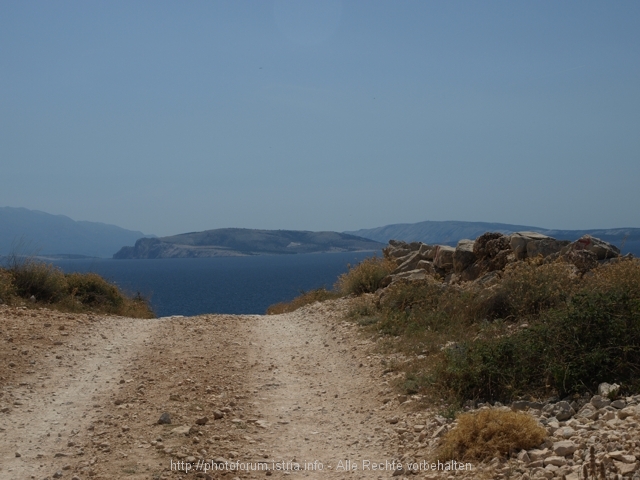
50;251;376;317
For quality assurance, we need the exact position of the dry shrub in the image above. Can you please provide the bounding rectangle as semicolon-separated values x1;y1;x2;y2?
335;257;395;295
1;259;154;318
65;272;155;318
0;269;15;304
582;257;640;298
498;261;578;317
437;409;546;462
114;293;155;319
67;272;124;308
266;288;340;314
9;260;68;303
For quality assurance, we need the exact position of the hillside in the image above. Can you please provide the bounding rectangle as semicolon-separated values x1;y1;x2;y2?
0;207;152;258
345;220;640;256
113;228;384;259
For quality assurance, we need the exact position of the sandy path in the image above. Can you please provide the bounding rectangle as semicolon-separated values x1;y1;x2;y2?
1;301;441;480
0;311;163;479
247;300;397;479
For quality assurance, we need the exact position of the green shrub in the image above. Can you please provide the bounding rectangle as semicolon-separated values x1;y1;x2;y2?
435;290;640;402
335;257;395;295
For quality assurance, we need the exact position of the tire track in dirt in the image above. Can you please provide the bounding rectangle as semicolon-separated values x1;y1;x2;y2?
2;300;456;480
0;310;163;479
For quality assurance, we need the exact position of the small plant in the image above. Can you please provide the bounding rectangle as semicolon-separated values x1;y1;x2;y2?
335;257;395;296
346;296;379;325
403;371;430;394
436;409;546;462
580;445;621;480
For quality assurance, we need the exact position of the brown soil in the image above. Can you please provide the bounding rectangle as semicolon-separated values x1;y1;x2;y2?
0;300;479;480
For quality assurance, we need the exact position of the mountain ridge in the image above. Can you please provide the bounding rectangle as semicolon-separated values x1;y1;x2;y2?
0;206;152;258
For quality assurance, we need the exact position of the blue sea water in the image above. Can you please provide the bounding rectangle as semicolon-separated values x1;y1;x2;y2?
51;252;376;317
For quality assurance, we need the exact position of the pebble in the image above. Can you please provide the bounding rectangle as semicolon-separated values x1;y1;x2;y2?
157;412;171;425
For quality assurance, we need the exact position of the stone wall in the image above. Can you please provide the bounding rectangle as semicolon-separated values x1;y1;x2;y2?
382;232;624;287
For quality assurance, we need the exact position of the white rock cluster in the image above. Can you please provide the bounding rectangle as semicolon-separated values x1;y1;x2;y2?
504;387;640;479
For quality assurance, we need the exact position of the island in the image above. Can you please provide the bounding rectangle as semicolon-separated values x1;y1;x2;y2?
113;228;384;259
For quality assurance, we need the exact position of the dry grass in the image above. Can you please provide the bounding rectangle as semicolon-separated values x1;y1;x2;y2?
266;256;395;314
582;257;640;298
266;288;340;314
0;259;154;318
0;269;15;304
349;256;640;403
436;409;546;462
335;256;396;295
498;260;578;317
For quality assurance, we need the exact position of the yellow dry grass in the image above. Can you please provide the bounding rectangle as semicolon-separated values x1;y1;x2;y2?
436;409;547;462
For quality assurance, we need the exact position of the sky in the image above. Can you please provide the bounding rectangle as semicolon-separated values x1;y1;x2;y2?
1;0;639;237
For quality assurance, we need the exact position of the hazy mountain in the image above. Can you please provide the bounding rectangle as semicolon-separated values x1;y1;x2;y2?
114;228;384;259
0;207;152;258
345;221;640;256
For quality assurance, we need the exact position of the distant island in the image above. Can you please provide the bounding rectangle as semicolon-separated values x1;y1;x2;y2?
113;228;384;259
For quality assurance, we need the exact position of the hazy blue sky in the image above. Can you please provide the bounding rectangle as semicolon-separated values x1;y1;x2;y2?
1;1;639;236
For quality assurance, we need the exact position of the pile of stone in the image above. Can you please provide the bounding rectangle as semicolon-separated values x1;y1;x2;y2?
504;383;640;479
382;232;624;287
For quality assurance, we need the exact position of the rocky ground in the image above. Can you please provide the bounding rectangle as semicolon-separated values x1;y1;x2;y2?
1;300;639;480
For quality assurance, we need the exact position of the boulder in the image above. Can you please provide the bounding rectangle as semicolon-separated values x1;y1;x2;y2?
598;382;620;397
509;232;553;260
552;440;577;456
473;232;506;258
590;395;611;409
395;251;423;273
388;269;428;283
459;263;482;282
569;235;620;260
393;244;438;273
416;260;435;274
418;243;437;261
384;240;420;262
575;403;598;420
453;239;477;274
526;238;570;258
542;401;575;421
385;247;411;260
485;236;511;258
565;249;598;274
433;245;455;271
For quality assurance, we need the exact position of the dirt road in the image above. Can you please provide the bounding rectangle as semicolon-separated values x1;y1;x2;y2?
0;300;462;480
